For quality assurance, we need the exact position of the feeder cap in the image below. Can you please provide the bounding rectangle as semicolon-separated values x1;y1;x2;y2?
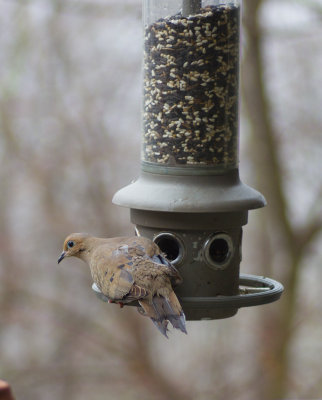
113;169;266;213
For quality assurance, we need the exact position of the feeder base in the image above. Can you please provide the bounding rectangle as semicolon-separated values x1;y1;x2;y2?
181;274;284;320
92;274;283;321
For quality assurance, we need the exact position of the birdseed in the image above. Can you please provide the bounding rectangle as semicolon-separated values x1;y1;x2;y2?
142;4;240;167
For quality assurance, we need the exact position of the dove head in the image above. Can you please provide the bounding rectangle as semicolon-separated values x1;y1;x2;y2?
58;233;91;264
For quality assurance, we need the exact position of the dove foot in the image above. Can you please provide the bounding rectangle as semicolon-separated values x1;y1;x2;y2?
108;299;124;308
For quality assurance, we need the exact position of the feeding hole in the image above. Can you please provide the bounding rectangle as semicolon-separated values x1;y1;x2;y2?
203;233;233;270
153;232;184;266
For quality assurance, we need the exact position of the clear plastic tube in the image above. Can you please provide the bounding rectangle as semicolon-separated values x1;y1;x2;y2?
142;0;241;172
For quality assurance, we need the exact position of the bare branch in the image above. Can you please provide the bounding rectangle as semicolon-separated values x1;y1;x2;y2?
296;219;322;256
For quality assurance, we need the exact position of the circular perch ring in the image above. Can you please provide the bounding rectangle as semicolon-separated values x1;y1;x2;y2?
180;274;284;309
92;274;283;310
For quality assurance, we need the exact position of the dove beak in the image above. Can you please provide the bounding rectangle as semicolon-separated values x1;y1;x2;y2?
58;251;66;264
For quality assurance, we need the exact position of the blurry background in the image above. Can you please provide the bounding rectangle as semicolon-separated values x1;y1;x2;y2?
0;0;322;399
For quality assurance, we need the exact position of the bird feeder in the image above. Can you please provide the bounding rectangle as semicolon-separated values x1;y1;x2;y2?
110;0;283;320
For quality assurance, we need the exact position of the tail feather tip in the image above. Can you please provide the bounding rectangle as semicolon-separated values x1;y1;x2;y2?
168;312;187;334
151;318;169;338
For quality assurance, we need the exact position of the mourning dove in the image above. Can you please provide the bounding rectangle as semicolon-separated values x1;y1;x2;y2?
58;233;187;337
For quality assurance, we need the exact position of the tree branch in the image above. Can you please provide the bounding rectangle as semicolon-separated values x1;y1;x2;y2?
296;218;322;257
242;1;302;398
242;0;295;251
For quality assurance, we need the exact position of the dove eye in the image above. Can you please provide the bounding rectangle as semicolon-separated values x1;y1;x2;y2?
67;241;75;249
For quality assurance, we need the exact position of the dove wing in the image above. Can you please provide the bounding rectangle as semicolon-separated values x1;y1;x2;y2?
127;238;183;286
93;240;181;302
93;245;148;302
116;244;181;281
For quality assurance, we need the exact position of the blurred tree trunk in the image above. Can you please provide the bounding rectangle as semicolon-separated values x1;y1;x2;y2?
242;0;322;399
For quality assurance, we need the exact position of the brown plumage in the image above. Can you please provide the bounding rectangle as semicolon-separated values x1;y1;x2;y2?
58;233;187;337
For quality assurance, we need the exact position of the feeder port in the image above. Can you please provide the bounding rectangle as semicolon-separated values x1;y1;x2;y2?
203;233;234;270
153;232;185;266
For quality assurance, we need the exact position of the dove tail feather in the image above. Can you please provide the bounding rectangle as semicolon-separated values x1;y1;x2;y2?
163;297;187;334
139;299;169;338
139;291;187;337
151;312;169;338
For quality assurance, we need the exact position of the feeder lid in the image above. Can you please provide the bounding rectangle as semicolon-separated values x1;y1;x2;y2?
113;169;266;213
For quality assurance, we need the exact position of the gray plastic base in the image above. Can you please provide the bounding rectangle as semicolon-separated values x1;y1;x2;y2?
181;274;284;320
92;273;283;321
